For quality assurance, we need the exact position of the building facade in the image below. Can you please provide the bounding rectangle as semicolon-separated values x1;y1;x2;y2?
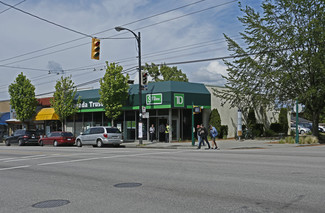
1;81;281;141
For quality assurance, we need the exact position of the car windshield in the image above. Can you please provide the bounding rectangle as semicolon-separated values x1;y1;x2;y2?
106;128;121;133
25;131;36;135
61;132;73;137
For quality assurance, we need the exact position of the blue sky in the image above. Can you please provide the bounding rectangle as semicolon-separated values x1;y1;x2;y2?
0;0;261;100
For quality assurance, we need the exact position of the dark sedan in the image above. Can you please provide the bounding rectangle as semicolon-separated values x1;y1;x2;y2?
5;129;39;146
38;131;75;146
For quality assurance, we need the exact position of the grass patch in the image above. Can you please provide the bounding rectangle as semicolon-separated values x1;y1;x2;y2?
279;136;319;144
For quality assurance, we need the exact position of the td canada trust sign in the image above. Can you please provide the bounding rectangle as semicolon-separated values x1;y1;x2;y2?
145;93;184;108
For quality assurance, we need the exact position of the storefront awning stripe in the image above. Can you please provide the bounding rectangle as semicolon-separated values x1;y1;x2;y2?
34;108;59;121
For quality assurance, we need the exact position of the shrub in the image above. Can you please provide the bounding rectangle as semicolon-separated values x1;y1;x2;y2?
299;136;318;144
219;125;228;139
265;129;275;137
209;108;221;134
253;123;264;137
270;123;282;133
285;136;295;144
279;137;295;144
279;108;288;134
247;108;256;129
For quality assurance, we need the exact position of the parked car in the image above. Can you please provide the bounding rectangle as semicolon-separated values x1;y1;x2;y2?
290;124;311;134
38;131;75;146
299;123;312;131
76;126;123;147
5;129;39;146
319;126;325;133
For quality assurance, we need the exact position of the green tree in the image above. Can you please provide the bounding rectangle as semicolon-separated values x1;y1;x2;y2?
51;76;79;131
99;62;129;126
143;63;188;82
247;108;257;129
214;0;325;137
278;108;288;134
209;108;221;134
8;73;37;127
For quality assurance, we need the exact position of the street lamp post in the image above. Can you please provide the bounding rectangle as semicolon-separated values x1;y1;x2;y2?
115;26;143;145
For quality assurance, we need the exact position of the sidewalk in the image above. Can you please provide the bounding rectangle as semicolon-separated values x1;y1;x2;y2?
122;139;312;150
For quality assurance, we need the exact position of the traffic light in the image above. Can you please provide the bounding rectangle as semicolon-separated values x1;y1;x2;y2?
141;71;148;86
91;38;100;60
193;106;201;114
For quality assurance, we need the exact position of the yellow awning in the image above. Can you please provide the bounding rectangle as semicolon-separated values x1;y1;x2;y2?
34;108;59;121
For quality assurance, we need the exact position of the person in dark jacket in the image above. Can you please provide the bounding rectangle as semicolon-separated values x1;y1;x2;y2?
197;124;210;149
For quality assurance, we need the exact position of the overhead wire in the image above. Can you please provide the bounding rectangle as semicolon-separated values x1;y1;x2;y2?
0;0;207;64
0;35;232;90
0;0;26;15
2;0;237;68
0;0;239;97
0;0;92;38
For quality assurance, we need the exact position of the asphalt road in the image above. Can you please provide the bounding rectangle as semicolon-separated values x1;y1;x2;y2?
0;145;325;213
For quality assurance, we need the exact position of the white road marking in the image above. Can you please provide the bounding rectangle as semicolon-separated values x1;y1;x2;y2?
0;154;47;162
38;150;187;166
0;165;30;171
2;151;131;163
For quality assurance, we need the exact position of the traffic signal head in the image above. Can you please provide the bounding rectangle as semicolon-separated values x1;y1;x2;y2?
91;38;100;60
141;71;148;86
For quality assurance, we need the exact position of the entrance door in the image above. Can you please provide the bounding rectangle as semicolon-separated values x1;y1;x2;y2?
172;119;177;141
158;118;167;142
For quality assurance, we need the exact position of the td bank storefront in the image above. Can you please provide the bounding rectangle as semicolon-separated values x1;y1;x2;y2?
69;81;211;142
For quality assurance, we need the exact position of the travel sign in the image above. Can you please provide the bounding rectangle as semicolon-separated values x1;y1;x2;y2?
146;93;162;105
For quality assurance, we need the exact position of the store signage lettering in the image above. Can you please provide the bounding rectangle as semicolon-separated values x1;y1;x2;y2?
174;93;184;107
77;101;103;108
146;93;162;105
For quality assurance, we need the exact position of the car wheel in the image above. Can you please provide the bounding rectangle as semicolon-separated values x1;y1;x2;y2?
300;130;305;134
76;139;82;147
96;140;103;148
53;141;58;147
39;140;44;146
18;139;24;146
5;140;10;146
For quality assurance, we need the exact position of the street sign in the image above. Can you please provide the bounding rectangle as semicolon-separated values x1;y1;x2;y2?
142;106;146;113
293;103;303;113
143;112;149;118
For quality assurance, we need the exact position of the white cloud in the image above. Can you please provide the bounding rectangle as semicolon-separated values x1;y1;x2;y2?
189;61;228;86
0;0;247;100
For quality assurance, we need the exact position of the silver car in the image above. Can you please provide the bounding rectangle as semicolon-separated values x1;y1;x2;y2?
76;126;123;147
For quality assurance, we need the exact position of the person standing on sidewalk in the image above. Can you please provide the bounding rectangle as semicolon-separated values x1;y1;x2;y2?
196;124;205;146
197;124;210;149
165;123;170;143
196;125;201;146
209;125;220;150
149;124;155;142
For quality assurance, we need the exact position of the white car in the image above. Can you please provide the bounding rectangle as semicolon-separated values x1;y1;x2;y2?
319;126;325;133
76;126;123;147
291;124;311;134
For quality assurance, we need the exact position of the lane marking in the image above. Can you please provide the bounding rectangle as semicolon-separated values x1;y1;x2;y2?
2;151;131;163
0;165;30;171
0;154;48;162
38;150;186;166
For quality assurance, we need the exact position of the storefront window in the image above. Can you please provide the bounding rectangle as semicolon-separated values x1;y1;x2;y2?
83;112;93;128
93;112;103;126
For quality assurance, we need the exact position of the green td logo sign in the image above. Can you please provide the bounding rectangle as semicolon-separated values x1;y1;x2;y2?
174;93;184;107
146;93;162;105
